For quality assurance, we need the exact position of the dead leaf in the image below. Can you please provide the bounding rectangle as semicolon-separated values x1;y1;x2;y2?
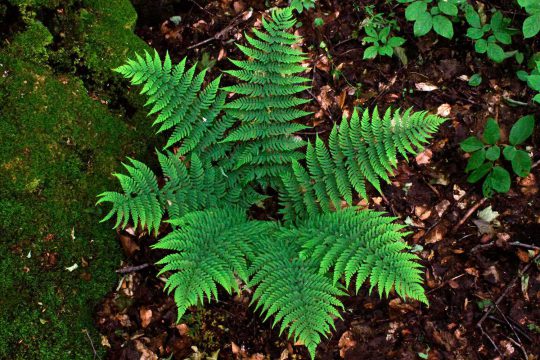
415;149;432;165
338;331;356;358
119;233;140;256
140;307;152;328
425;224;447;244
437;103;452;117
177;323;189;336
415;82;438;92
415;206;432;221
434;200;451;217
516;249;530;263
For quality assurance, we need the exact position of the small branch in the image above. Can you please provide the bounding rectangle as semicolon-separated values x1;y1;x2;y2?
82;329;98;360
115;263;151;274
509;241;540;251
187;12;249;50
452;197;487;233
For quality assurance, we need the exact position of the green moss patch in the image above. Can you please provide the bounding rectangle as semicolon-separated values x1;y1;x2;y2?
0;2;155;358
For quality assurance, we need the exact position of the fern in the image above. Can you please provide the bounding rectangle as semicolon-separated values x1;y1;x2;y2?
114;50;228;154
97;151;264;234
98;6;446;358
152;208;275;318
279;107;446;222
221;7;312;185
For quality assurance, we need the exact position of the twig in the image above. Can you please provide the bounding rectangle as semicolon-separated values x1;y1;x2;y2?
115;263;151;274
509;241;540;251
531;159;540;169
452;197;487;233
187;12;249;50
477;253;540;358
82;329;98;360
493;307;528;359
426;273;466;294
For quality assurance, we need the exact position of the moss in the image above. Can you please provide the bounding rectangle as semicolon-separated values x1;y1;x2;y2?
8;19;52;62
0;13;153;359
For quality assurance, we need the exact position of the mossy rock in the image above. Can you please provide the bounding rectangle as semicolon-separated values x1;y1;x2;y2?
0;13;153;360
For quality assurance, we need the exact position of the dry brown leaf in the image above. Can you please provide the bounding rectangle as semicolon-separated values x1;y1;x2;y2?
415;82;438;92
437;103;452;117
434;199;451;217
176;323;189;336
425;224;446;244
415;149;432;165
338;331;356;358
119;233;140;257
140;307;152;328
415;206;432;221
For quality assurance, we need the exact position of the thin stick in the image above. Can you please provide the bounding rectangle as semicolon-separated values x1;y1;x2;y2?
452;197;487;232
509;241;540;251
115;263;151;274
82;329;98;360
187;13;247;50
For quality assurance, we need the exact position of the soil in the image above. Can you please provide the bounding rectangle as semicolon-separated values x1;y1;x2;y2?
95;1;540;359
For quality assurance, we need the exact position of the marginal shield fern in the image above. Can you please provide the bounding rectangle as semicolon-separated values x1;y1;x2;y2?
98;6;446;358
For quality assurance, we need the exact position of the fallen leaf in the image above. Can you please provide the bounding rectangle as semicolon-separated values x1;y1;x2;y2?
434;200;451;217
119;233;140;256
415;82;438;92
338;331;356;358
140;307;152;328
415;206;432;220
415;149;432;165
437;103;452;117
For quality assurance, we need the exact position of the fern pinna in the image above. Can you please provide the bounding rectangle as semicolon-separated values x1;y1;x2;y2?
98;6;446;358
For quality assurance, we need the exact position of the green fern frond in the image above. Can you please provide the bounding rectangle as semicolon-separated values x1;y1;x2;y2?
97;158;163;233
153;208;276;319
97;151;264;234
220;6;312;185
279;107;446;221
288;207;428;304
250;236;345;359
114;50;226;152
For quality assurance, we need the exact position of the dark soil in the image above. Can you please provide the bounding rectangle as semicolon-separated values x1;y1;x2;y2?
95;1;540;359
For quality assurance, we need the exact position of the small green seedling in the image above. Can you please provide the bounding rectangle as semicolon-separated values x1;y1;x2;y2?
517;59;540;104
290;0;315;13
362;24;406;59
517;0;540;39
465;6;520;63
461;116;535;197
399;0;463;39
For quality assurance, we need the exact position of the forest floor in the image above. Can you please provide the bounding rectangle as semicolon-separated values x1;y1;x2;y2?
94;0;539;359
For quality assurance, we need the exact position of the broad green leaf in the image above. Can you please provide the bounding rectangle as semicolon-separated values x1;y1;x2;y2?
439;1;458;16
406;1;428;21
433;15;453;39
363;46;378;59
465;5;481;28
379;26;391;41
533;94;540;103
387;36;406;47
490;166;511;193
468;74;482;86
493;30;511;45
482;176;494;198
527;75;540;91
467;27;484;40
466;149;486;172
516;70;529;82
414;12;433;37
468;162;493;183
503;146;516;161
461;136;484;152
523;14;540;39
475;39;487;53
487;43;506;63
482;118;500;145
485;146;500;161
509;115;535;145
511;150;532;177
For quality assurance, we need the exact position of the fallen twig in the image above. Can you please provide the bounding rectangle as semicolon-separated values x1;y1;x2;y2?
115;263;151;274
82;329;98;360
477;253;540;359
452;197;487;233
187;12;250;50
